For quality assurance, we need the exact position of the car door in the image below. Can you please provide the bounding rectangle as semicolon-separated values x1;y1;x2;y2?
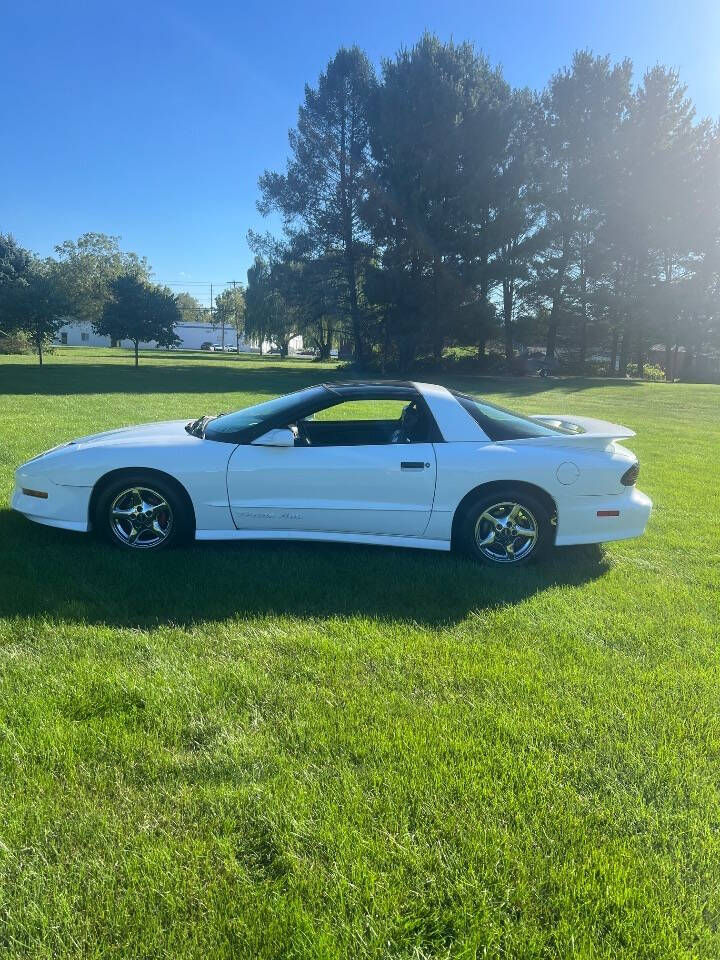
225;396;438;537
227;443;436;536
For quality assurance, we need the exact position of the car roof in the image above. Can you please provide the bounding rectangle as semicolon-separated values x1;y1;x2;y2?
321;380;417;399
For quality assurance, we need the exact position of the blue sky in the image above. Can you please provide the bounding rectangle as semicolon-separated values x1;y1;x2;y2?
3;0;719;305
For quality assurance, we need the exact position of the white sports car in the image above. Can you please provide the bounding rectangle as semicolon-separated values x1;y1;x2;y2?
11;381;652;565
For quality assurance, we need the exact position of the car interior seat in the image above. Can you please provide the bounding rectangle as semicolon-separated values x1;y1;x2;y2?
391;402;427;443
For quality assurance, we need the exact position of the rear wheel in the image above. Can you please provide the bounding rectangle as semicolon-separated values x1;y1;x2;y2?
457;489;552;566
95;475;191;550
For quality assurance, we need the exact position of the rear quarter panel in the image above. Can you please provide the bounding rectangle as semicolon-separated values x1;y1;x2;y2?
426;440;638;541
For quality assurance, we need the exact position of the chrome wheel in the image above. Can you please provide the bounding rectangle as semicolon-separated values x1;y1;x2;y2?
474;501;538;563
109;486;173;549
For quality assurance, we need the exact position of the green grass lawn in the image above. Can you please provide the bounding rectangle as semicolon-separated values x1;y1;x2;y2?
1;347;719;959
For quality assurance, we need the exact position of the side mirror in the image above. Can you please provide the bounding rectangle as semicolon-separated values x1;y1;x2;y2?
251;427;295;447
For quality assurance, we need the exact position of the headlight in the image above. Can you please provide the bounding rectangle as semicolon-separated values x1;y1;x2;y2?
22;441;75;465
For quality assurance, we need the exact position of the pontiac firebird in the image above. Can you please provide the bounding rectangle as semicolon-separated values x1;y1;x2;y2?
11;381;652;565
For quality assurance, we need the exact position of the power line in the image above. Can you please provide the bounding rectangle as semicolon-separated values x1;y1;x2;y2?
151;279;246;314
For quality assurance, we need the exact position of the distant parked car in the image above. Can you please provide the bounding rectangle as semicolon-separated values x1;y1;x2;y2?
12;380;651;564
200;342;214;351
223;344;237;353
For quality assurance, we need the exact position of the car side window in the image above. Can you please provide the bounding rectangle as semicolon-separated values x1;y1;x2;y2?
296;398;431;447
311;399;408;422
454;393;582;441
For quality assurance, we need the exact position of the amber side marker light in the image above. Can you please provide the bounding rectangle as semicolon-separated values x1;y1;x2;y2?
22;488;48;499
597;509;620;517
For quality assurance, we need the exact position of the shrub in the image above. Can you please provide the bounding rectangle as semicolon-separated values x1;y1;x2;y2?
626;362;666;381
642;363;666;381
0;332;33;354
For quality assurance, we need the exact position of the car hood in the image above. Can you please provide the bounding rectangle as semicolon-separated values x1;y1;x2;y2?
21;421;198;470
69;420;195;449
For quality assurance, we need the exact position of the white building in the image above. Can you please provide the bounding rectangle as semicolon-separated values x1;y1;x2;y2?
55;321;302;354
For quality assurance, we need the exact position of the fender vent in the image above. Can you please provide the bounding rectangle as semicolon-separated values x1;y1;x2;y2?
620;462;639;486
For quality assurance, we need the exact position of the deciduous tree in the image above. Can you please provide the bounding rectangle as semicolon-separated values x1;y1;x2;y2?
0;234;33;336
0;252;68;365
213;287;245;350
95;275;181;366
53;233;149;326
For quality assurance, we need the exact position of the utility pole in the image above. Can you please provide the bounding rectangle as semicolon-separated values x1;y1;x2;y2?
228;280;241;353
209;283;213;345
220;281;225;350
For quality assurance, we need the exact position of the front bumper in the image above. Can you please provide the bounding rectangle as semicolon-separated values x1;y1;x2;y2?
554;487;652;546
10;482;91;532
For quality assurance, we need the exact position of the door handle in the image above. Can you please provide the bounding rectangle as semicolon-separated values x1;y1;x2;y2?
401;461;429;470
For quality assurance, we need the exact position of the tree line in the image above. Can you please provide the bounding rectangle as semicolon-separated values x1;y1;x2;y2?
246;37;720;380
0;232;185;365
0;230;248;365
2;36;718;379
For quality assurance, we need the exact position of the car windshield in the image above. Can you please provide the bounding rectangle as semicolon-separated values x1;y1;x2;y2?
453;392;583;441
204;386;330;440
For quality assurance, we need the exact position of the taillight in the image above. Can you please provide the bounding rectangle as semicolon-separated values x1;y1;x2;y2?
620;462;639;486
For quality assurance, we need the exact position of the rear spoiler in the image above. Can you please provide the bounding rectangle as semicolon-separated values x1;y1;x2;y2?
529;414;636;447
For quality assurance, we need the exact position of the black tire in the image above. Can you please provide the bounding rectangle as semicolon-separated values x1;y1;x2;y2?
94;473;193;550
456;488;553;566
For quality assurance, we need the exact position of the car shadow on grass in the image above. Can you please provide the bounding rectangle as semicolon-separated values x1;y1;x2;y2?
1;511;611;628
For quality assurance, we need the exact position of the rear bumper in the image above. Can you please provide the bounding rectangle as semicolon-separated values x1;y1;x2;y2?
10;483;91;532
555;487;652;546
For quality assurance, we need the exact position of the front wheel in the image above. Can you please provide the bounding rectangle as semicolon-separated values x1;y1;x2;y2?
457;489;553;566
95;475;192;550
